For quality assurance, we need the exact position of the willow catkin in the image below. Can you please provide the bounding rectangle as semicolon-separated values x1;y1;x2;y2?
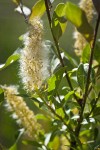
74;0;94;57
19;17;51;92
3;85;41;139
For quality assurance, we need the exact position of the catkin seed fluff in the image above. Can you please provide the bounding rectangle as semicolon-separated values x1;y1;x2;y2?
74;0;94;57
19;17;51;92
3;85;41;139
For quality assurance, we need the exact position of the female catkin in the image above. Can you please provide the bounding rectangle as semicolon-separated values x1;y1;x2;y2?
19;18;51;92
74;0;94;56
3;85;41;139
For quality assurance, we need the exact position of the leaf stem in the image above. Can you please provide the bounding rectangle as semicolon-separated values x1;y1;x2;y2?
44;0;79;102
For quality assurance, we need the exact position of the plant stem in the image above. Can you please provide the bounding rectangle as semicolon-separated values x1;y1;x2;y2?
44;0;79;102
74;13;100;141
20;0;28;23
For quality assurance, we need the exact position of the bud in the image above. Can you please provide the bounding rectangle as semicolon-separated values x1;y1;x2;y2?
92;0;100;13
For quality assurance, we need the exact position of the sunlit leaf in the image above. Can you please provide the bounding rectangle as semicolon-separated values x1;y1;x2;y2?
36;114;49;121
77;63;95;90
94;42;100;63
29;0;45;20
22;140;42;147
52;3;67;40
56;108;65;118
83;63;95;85
82;44;91;63
0;54;20;71
0;87;4;105
12;0;20;5
65;2;93;42
61;47;78;67
77;63;86;91
49;134;60;149
65;91;74;101
47;67;65;94
9;143;17;150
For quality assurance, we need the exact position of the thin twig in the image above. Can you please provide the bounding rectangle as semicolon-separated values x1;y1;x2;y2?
44;0;79;102
20;0;28;23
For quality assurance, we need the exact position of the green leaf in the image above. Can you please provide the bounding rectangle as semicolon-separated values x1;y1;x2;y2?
52;3;67;40
47;67;65;94
82;44;91;63
9;144;17;150
65;2;93;42
65;91;74;101
36;114;49;121
0;87;4;105
77;63;86;90
0;54;20;71
29;0;45;20
22;140;42;147
12;0;20;5
93;107;100;117
61;48;78;67
83;63;95;85
56;108;65;118
77;63;95;90
94;42;100;63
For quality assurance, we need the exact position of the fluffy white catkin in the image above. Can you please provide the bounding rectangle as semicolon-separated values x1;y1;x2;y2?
3;85;41;139
19;18;51;92
74;0;94;56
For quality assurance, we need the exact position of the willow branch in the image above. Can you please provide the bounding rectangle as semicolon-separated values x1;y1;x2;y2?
44;0;79;102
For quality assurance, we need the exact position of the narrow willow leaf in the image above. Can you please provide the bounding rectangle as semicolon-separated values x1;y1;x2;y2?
82;44;91;63
94;42;100;63
36;114;49;121
61;47;78;67
52;3;67;40
47;67;65;94
0;87;4;104
77;63;95;90
0;54;19;71
65;2;94;42
65;91;74;101
84;63;95;84
56;108;65;118
29;0;45;20
12;0;20;5
77;63;86;91
9;144;17;150
22;140;42;147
